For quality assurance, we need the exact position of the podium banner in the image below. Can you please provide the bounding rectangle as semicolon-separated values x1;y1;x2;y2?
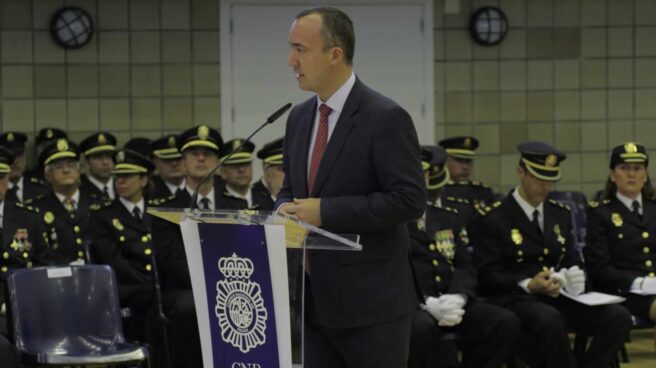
181;219;292;368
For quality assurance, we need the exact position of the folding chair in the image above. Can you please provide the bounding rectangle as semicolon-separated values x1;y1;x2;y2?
5;265;149;367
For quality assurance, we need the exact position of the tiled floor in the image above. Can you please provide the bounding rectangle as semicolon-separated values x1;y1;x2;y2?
622;329;656;367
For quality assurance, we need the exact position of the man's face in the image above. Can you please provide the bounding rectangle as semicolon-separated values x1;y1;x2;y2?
115;174;147;201
10;153;26;181
182;148;219;180
446;156;473;182
154;157;184;182
86;152;114;181
222;163;253;190
46;159;80;187
263;164;285;193
0;173;9;202
288;14;334;95
518;167;554;206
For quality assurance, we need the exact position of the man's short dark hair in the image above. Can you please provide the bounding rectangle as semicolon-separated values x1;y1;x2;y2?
296;6;355;65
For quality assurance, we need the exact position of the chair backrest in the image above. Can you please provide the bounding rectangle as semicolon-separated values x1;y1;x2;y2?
6;265;125;354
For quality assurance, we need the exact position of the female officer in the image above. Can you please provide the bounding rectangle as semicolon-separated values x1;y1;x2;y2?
585;142;656;322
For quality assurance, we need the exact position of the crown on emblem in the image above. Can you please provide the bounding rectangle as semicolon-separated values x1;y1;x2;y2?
625;142;638;153
218;253;254;279
198;125;209;140
98;133;107;144
46;129;54;138
168;136;176;147
7;133;14;142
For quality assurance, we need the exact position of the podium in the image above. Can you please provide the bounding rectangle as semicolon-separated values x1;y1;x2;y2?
148;208;361;368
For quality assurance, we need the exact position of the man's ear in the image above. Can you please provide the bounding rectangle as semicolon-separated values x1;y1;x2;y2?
330;47;344;65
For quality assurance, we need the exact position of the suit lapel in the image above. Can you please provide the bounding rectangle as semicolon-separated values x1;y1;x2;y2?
116;201;148;233
543;204;555;245
296;100;315;198
505;195;544;243
310;79;362;196
612;198;642;228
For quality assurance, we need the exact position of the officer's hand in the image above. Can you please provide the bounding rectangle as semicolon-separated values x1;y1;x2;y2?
528;270;561;297
285;198;321;226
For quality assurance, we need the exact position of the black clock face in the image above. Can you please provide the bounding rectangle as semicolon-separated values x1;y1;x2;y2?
50;6;94;50
470;7;509;46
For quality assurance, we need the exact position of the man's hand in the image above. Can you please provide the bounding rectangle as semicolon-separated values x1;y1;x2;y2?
528;270;562;298
284;198;322;226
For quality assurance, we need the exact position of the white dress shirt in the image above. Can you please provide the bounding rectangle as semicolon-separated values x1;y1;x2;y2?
55;190;81;210
88;175;115;199
226;185;253;208
616;191;642;215
119;197;145;218
8;176;24;202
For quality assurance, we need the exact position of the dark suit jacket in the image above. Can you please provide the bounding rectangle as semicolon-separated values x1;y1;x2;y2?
151;175;174;199
80;174;112;202
471;191;579;301
584;197;656;295
276;78;426;329
251;180;275;211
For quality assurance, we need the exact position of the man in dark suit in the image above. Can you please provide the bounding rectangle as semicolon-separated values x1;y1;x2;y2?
0;146;48;368
439;136;496;207
277;7;425;367
0;132;48;203
79;132;117;202
217;138;273;210
148;135;187;199
31;138;99;265
471;141;631;368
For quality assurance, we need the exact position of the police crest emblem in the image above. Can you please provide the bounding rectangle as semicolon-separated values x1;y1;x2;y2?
435;229;456;261
215;253;267;353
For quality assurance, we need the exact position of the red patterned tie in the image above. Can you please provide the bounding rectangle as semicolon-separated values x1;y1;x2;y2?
308;104;332;193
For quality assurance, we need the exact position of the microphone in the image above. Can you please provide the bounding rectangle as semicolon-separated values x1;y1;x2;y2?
188;102;292;209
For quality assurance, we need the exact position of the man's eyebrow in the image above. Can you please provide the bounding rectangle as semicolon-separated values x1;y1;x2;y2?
290;42;307;48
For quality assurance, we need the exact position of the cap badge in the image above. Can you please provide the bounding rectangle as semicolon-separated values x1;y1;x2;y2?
168;136;176;147
464;138;472;149
46;129;54;139
7;133;14;142
198;126;209;140
545;154;557;167
233;140;241;150
98;133;107;145
116;150;125;163
625;142;638;153
56;139;68;152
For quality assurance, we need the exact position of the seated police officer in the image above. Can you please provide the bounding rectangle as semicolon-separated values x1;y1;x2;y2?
585;142;656;322
409;147;519;368
0;132;47;203
217;138;272;210
252;137;285;211
32;138;98;265
79;132;117;202
148;135;187;199
438;136;495;207
90;149;157;341
0;146;47;368
471;141;631;368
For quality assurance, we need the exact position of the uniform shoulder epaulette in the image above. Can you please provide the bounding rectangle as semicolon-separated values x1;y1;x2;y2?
90;201;112;211
223;191;242;199
588;200;599;208
148;194;176;206
431;202;459;214
23;194;45;204
547;199;571;211
446;196;470;204
15;202;39;213
29;177;46;186
474;201;500;216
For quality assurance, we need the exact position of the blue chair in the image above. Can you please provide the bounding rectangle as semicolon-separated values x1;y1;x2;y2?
5;265;149;366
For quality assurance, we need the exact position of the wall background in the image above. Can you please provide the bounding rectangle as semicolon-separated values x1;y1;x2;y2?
0;0;651;198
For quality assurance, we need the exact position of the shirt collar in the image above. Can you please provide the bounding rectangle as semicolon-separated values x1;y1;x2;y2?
512;187;544;221
55;190;80;208
119;197;145;216
199;188;215;208
315;72;356;114
165;178;186;194
0;200;5;227
9;176;23;190
88;175;111;191
616;191;642;212
226;185;252;203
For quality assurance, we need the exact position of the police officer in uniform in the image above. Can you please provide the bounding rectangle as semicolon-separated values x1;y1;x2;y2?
471;141;631;368
90;149;161;352
0;146;48;368
439;136;495;207
79;132;117;202
25;127;68;182
585;142;656;322
0;132;48;203
32;138;98;265
148;135;187;199
409;147;519;368
217;138;272;210
252;137;285;211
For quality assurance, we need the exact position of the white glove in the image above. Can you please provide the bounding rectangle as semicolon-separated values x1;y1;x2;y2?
563;266;586;295
641;277;656;294
422;295;466;327
438;294;467;309
549;269;566;288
